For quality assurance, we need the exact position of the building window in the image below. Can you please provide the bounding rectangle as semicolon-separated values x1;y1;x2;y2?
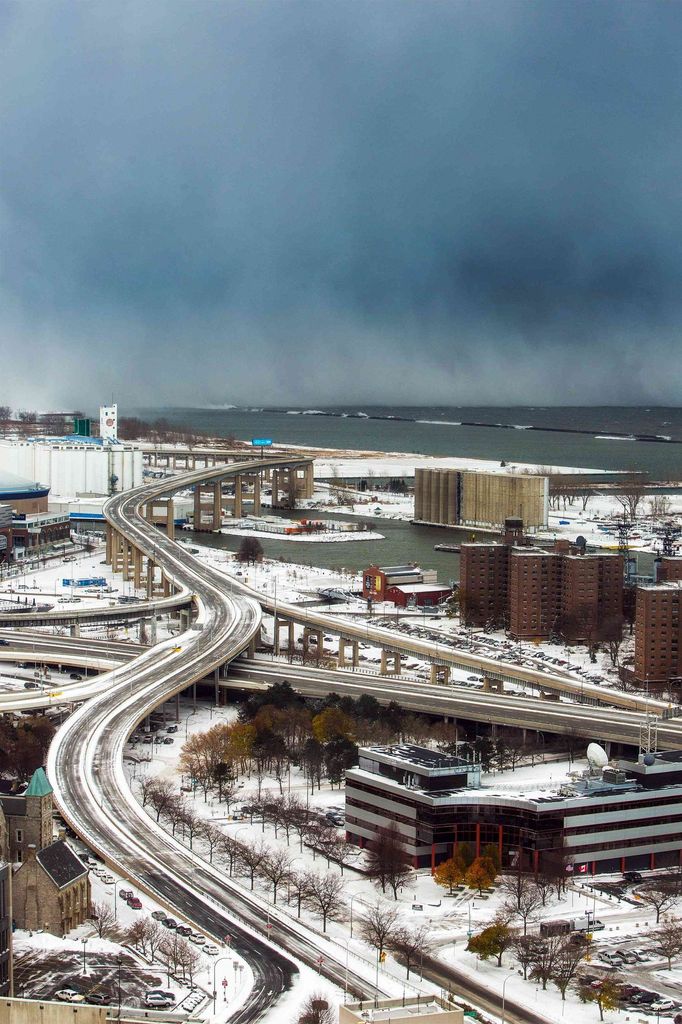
15;830;22;844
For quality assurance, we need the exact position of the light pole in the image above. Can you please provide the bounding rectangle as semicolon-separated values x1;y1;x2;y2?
342;938;350;1001
81;938;88;975
116;956;123;1020
212;956;232;1009
349;892;363;938
501;971;515;1024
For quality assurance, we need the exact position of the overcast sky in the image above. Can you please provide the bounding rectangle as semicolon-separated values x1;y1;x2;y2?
1;1;681;410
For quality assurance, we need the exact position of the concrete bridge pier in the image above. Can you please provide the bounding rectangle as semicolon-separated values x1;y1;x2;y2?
380;650;402;675
232;476;243;518
273;618;295;656
338;637;359;668
133;548;143;589
193;484;222;532
302;627;324;657
69;623;81;638
179;608;192;631
430;664;451;685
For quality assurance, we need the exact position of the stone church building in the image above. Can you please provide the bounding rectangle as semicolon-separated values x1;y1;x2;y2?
0;768;90;935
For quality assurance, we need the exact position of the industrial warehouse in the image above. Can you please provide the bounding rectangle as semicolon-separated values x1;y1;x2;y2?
413;467;549;531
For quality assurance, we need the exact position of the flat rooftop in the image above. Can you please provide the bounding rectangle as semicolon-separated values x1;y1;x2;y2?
361;744;470;769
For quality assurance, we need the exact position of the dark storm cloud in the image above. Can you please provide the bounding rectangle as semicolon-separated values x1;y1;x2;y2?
1;0;682;408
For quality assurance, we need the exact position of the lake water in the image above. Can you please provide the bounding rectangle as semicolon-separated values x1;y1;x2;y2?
144;405;682;479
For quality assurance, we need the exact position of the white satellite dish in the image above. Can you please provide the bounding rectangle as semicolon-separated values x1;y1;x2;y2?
586;742;609;769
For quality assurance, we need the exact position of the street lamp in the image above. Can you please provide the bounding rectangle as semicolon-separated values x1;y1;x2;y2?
116;956;123;1020
349;892;363;938
81;937;88;975
501;971;515;1024
212;956;233;1009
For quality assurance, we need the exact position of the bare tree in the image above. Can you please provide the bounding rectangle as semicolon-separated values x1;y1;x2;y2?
358;901;399;958
654;917;682;969
306;872;345;932
90;900;116;938
147;778;177;821
197;820;223;863
389;925;432;979
615;472;648;520
365;823;413;899
177;939;202;986
297;992;335;1024
637;877;682;923
513;934;544;980
528;934;564;990
235;537;264;564
504;880;544;935
287;870;314;918
552;935;589;999
261;848;292;904
237;839;269;890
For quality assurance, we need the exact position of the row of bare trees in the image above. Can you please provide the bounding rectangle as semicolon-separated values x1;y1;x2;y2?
125;915;202;984
138;777;346;930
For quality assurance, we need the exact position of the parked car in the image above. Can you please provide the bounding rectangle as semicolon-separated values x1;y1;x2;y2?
119;889;133;900
163;917;178;929
623;871;643;883
652;999;677;1012
0;639;9;646
56;990;83;1003
151;910;167;921
166;725;178;733
127;897;142;910
203;944;219;956
145;994;174;1008
176;925;192;937
163;737;174;745
86;994;108;1005
190;933;205;945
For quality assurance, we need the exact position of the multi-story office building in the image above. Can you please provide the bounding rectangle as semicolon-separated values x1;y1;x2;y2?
460;529;623;641
345;744;682;876
634;582;682;687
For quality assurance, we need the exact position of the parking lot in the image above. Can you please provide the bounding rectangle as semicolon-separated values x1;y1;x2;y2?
13;947;163;1008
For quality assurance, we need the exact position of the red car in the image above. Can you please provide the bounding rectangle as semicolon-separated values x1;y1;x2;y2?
127;897;142;910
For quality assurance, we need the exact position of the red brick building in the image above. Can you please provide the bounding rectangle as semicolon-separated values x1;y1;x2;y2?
461;532;623;642
634;582;682;688
656;557;682;584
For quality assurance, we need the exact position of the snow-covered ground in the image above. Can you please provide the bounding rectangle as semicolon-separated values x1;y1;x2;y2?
127;699;682;1023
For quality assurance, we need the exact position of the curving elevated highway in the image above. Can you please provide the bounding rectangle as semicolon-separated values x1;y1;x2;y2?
0;588;191;628
47;457;384;1020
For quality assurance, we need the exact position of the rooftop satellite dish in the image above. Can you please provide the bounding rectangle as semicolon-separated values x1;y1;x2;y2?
586;742;609;769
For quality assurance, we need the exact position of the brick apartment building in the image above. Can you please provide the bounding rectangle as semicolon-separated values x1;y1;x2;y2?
460;522;623;641
656;556;682;583
634;581;682;687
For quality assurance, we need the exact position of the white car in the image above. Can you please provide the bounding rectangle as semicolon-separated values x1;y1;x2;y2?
145;994;174;1008
203;944;219;956
56;990;83;1003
